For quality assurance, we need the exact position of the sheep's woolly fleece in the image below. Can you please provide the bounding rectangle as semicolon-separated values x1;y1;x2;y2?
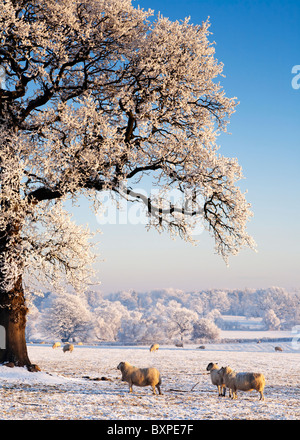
0;342;299;420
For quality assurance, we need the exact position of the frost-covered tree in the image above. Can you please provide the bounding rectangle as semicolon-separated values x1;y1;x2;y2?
40;292;92;342
93;299;130;342
0;0;255;368
192;317;220;341
161;300;198;345
197;290;230;316
206;308;222;323
263;309;281;330
118;310;145;344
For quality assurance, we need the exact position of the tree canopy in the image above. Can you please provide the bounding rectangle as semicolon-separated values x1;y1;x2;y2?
0;0;255;294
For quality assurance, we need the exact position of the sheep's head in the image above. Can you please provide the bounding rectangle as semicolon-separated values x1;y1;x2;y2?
206;362;218;371
220;366;233;376
117;362;124;371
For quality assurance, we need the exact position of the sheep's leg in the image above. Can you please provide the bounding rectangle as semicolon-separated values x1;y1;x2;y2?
259;391;264;401
218;385;224;396
222;386;226;397
156;384;162;395
129;383;133;393
151;386;157;395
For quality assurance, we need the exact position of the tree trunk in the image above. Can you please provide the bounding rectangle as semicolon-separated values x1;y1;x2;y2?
0;276;38;370
180;333;184;347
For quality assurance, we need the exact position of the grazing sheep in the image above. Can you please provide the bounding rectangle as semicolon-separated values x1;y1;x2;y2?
149;343;159;352
52;342;61;349
275;346;283;352
117;361;162;395
63;343;74;353
206;362;226;397
220;366;265;401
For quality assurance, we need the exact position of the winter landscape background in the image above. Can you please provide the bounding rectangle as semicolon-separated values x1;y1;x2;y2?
0;285;296;421
2;286;299;421
26;286;300;345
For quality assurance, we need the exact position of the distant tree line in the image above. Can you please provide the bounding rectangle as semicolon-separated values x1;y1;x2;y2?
26;287;300;344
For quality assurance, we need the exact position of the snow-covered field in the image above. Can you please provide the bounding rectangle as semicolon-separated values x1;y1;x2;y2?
0;341;299;420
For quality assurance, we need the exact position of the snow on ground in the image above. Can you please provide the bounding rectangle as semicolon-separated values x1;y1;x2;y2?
220;330;293;341
0;341;299;420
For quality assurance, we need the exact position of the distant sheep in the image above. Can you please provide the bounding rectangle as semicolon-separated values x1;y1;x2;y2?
52;342;61;349
63;343;74;353
149;343;159;352
275;346;283;352
220;366;265;401
206;362;226;397
117;361;162;395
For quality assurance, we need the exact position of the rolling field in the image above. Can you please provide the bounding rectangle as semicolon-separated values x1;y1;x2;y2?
0;341;299;420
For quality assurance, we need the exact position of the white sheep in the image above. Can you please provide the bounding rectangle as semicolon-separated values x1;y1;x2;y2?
117;361;162;395
63;343;74;353
206;362;226;397
220;366;265;401
149;343;159;352
52;342;61;349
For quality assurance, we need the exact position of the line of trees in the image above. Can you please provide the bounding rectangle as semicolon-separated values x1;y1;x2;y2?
26;287;300;345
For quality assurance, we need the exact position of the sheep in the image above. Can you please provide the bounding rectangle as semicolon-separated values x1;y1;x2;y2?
117;361;162;395
63;343;74;353
275;346;283;352
206;362;226;397
220;366;265;401
149;343;159;352
52;342;61;349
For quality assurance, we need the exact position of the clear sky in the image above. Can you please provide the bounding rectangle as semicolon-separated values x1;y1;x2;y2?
69;0;300;294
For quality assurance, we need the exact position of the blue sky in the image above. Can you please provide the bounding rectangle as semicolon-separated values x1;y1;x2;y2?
70;0;300;293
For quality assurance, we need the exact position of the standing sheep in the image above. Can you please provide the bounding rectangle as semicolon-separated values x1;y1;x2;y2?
220;366;265;401
52;342;61;349
149;343;159;352
63;343;74;353
117;361;162;395
206;362;226;397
